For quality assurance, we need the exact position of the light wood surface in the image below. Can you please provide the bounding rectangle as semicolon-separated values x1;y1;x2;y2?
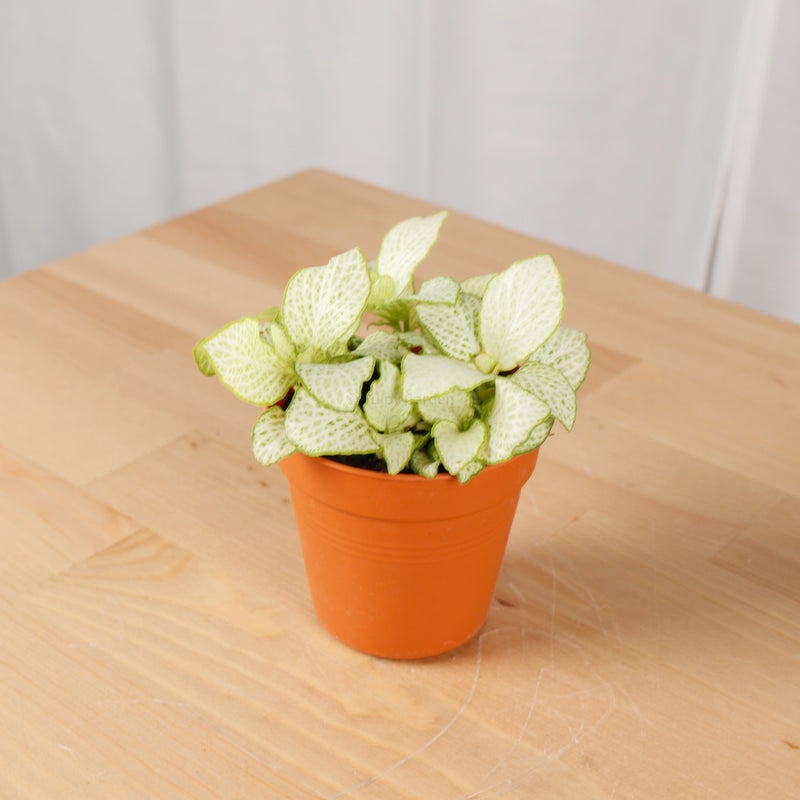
1;170;799;798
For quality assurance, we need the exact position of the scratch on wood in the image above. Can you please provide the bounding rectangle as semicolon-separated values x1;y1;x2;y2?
326;628;503;798
481;666;546;782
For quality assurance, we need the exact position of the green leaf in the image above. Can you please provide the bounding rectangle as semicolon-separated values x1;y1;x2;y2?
460;273;496;298
375;296;415;324
193;338;215;376
529;327;592;391
432;419;487;475
414;276;460;304
417;295;481;362
363;360;416;432
251;406;296;466
459;291;481;330
367;273;396;307
371;430;415;475
479;256;564;370
282;247;371;355
395;330;439;354
457;459;486;484
409;448;441;479
267;322;296;366
296;357;375;412
284;388;378;456
351;330;404;362
202;318;295;406
376;211;448;297
256;306;280;330
401;353;492;401
485;376;550;464
417;387;474;427
511;361;577;430
513;416;554;456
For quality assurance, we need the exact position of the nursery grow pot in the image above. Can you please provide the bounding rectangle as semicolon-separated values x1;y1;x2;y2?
280;449;539;659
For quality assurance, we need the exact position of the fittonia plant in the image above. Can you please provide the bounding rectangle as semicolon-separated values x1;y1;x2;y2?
194;212;590;482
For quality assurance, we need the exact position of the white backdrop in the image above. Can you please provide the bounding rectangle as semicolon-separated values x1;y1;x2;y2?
1;0;798;323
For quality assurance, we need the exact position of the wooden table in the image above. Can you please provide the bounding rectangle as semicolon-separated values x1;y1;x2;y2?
1;170;799;798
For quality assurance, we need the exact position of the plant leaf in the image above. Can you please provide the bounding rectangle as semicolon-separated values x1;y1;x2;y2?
529;327;592;391
282;248;371;355
202;318;295;406
296;357;375;412
409;448;440;479
414;275;460;304
376;211;448;297
193;338;215;376
267;322;296;366
363;360;416;432
511;361;577;430
513;416;554;456
371;430;415;475
256;307;280;330
485;376;550;464
417;387;474;426
457;459;486;484
460;273;496;298
459;291;481;330
479;256;564;370
351;330;404;362
417;295;481;362
251;406;296;466
284;388;378;456
432;419;487;475
367;272;396;307
401;353;491;401
396;330;439;354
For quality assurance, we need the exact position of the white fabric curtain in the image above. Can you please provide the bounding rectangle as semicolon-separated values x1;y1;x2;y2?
2;0;798;324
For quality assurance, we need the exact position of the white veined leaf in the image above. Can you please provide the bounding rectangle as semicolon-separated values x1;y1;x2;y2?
268;322;296;366
202;318;295;406
401;353;492;401
511;361;577;431
513;416;554;456
459;291;481;330
409;447;441;479
414;275;460;304
417;295;481;362
351;330;404;362
460;273;497;298
193;338;215;376
363;360;416;432
376;295;415;324
371;430;415;475
485;377;550;464
395;330;426;349
296;357;375;412
395;330;440;354
367;272;396;307
457;459;486;484
529;327;592;391
432;419;487;475
417;387;474;427
251;406;296;466
282;248;371;354
376;211;448;297
256;306;280;331
479;256;565;370
284;388;378;456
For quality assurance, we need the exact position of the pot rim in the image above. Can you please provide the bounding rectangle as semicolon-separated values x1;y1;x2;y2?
298;451;535;483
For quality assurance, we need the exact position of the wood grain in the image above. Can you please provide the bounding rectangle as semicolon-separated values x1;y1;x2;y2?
1;169;798;798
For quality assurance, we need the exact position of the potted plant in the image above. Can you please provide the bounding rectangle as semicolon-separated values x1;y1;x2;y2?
194;212;590;658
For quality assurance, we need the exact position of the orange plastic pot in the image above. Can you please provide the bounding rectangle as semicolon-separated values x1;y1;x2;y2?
280;449;539;659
